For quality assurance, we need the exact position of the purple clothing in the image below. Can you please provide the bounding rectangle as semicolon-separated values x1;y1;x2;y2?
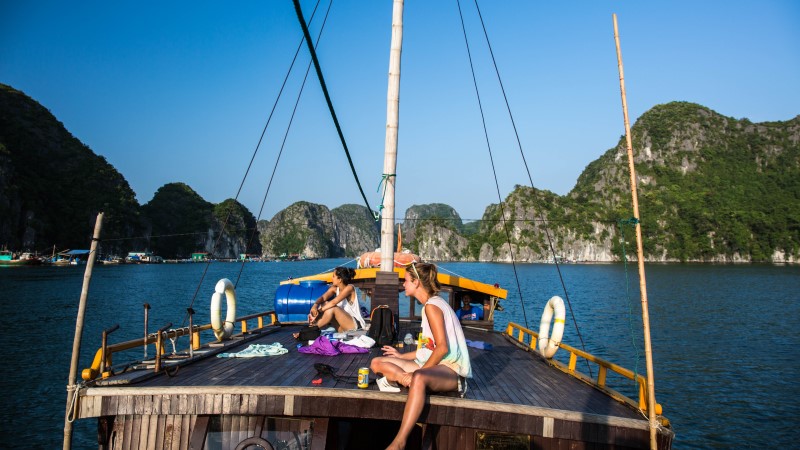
298;336;369;356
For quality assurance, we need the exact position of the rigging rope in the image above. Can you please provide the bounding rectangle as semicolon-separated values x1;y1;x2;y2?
182;0;330;326
466;0;592;376
617;217;643;386
454;0;529;330
292;0;377;220
235;0;335;288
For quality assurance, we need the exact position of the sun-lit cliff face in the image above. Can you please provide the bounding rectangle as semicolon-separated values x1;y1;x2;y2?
3;82;798;263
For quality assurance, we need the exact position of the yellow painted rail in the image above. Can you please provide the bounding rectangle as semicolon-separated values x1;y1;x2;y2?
505;322;669;425
82;311;278;380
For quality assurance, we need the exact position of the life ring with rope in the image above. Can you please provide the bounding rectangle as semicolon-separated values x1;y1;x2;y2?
357;250;421;268
211;278;237;341
538;295;565;358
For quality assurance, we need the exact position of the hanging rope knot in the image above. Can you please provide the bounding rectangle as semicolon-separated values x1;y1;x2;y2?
374;173;396;222
619;217;639;227
376;173;395;193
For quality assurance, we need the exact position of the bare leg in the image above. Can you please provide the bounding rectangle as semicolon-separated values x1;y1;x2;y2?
370;356;419;384
386;365;459;450
314;307;355;332
312;307;335;329
331;308;355;332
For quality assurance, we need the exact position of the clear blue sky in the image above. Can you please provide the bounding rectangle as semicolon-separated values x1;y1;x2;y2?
2;1;798;222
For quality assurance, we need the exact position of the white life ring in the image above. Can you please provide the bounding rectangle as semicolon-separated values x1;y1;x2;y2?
211;278;237;341
538;295;565;358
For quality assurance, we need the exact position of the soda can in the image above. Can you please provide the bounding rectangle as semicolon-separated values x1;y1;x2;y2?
357;367;369;389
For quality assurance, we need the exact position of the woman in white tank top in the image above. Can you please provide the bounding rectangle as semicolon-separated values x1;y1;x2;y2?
307;267;365;332
369;262;470;450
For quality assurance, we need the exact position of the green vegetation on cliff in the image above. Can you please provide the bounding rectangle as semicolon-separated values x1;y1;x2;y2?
0;83;144;253
1;84;262;259
2;82;796;263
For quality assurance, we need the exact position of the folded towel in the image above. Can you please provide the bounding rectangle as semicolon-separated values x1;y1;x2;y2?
217;343;288;358
342;334;376;349
465;339;492;351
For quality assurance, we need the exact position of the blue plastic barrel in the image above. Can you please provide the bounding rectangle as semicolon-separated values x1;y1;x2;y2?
274;280;329;322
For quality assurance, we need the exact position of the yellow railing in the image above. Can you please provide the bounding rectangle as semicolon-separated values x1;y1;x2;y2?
505;322;666;422
82;311;278;381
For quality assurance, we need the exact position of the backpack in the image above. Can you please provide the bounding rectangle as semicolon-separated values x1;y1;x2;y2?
367;305;397;347
295;325;320;342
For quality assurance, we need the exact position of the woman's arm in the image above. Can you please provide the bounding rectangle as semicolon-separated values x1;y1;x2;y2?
420;303;449;369
380;345;417;361
317;284;354;312
309;286;336;320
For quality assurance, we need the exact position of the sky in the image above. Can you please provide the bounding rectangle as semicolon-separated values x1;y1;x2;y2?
2;0;798;223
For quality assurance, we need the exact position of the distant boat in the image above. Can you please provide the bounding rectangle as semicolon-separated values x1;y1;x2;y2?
0;250;42;266
125;251;163;264
40;249;90;266
98;255;125;265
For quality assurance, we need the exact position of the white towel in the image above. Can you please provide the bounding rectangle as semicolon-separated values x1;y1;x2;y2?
342;335;376;348
217;343;288;358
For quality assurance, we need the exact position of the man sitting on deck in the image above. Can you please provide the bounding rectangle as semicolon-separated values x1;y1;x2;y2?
456;294;483;321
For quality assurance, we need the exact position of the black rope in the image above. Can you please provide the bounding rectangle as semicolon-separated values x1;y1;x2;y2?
235;0;332;288
454;0;529;330
464;0;592;374
314;363;358;382
182;0;331;326
292;0;377;220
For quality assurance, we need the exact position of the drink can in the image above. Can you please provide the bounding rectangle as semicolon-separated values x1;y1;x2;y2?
357;367;369;389
417;332;428;349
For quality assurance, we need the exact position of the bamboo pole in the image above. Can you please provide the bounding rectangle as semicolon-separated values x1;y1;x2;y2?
380;0;404;272
612;14;659;450
63;212;104;450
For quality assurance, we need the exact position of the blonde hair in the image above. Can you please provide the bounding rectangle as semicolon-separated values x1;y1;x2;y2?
407;262;440;296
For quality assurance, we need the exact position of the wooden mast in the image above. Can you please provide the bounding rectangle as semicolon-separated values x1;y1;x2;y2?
612;14;658;450
371;0;405;314
380;0;404;272
63;212;104;450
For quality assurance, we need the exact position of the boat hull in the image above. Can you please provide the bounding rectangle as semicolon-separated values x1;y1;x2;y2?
85;394;673;450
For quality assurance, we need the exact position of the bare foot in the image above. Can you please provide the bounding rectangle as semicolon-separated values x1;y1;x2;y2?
386;440;405;450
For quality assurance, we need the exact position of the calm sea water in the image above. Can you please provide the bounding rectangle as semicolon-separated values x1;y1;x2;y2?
1;260;797;448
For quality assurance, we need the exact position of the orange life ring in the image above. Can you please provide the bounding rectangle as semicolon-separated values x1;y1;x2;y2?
357;251;420;268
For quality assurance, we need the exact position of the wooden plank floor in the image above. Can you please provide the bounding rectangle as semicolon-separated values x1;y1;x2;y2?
130;323;643;420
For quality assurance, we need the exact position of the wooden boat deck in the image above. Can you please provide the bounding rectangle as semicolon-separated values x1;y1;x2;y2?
78;323;672;449
96;324;642;419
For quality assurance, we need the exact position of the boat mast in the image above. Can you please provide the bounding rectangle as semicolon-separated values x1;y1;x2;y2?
62;212;104;450
612;14;658;450
379;0;403;272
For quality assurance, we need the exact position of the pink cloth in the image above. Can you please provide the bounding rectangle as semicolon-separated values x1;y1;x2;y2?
298;336;368;355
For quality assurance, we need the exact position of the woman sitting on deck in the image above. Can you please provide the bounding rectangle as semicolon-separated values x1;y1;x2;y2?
306;267;366;332
370;262;471;450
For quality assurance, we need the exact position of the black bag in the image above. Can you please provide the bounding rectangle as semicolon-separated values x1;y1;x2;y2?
367;305;397;347
296;325;320;342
